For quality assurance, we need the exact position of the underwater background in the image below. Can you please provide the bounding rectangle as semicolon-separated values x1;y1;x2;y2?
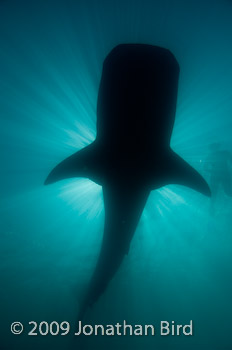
0;0;232;349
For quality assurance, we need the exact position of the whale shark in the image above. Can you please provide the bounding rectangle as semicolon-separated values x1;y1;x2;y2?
45;44;211;319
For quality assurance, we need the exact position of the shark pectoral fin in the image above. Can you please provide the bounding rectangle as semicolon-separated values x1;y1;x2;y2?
44;143;101;185
167;151;211;197
79;184;150;318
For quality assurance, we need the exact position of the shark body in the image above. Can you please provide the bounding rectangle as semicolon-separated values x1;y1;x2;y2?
45;44;211;318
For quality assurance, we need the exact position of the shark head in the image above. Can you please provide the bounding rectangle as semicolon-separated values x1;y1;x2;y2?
97;44;179;152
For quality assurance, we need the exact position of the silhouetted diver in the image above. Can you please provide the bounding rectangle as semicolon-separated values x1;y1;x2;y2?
204;142;232;214
45;44;211;318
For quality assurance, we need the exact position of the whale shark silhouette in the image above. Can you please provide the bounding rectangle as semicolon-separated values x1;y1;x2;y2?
45;44;211;318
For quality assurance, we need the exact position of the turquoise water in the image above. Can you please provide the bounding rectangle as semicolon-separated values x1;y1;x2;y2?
1;0;232;349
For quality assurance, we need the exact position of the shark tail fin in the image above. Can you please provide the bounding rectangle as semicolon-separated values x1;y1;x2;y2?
165;150;211;197
78;184;150;319
44;143;102;185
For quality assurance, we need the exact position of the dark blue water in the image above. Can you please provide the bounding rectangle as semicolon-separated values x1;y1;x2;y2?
1;0;232;349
